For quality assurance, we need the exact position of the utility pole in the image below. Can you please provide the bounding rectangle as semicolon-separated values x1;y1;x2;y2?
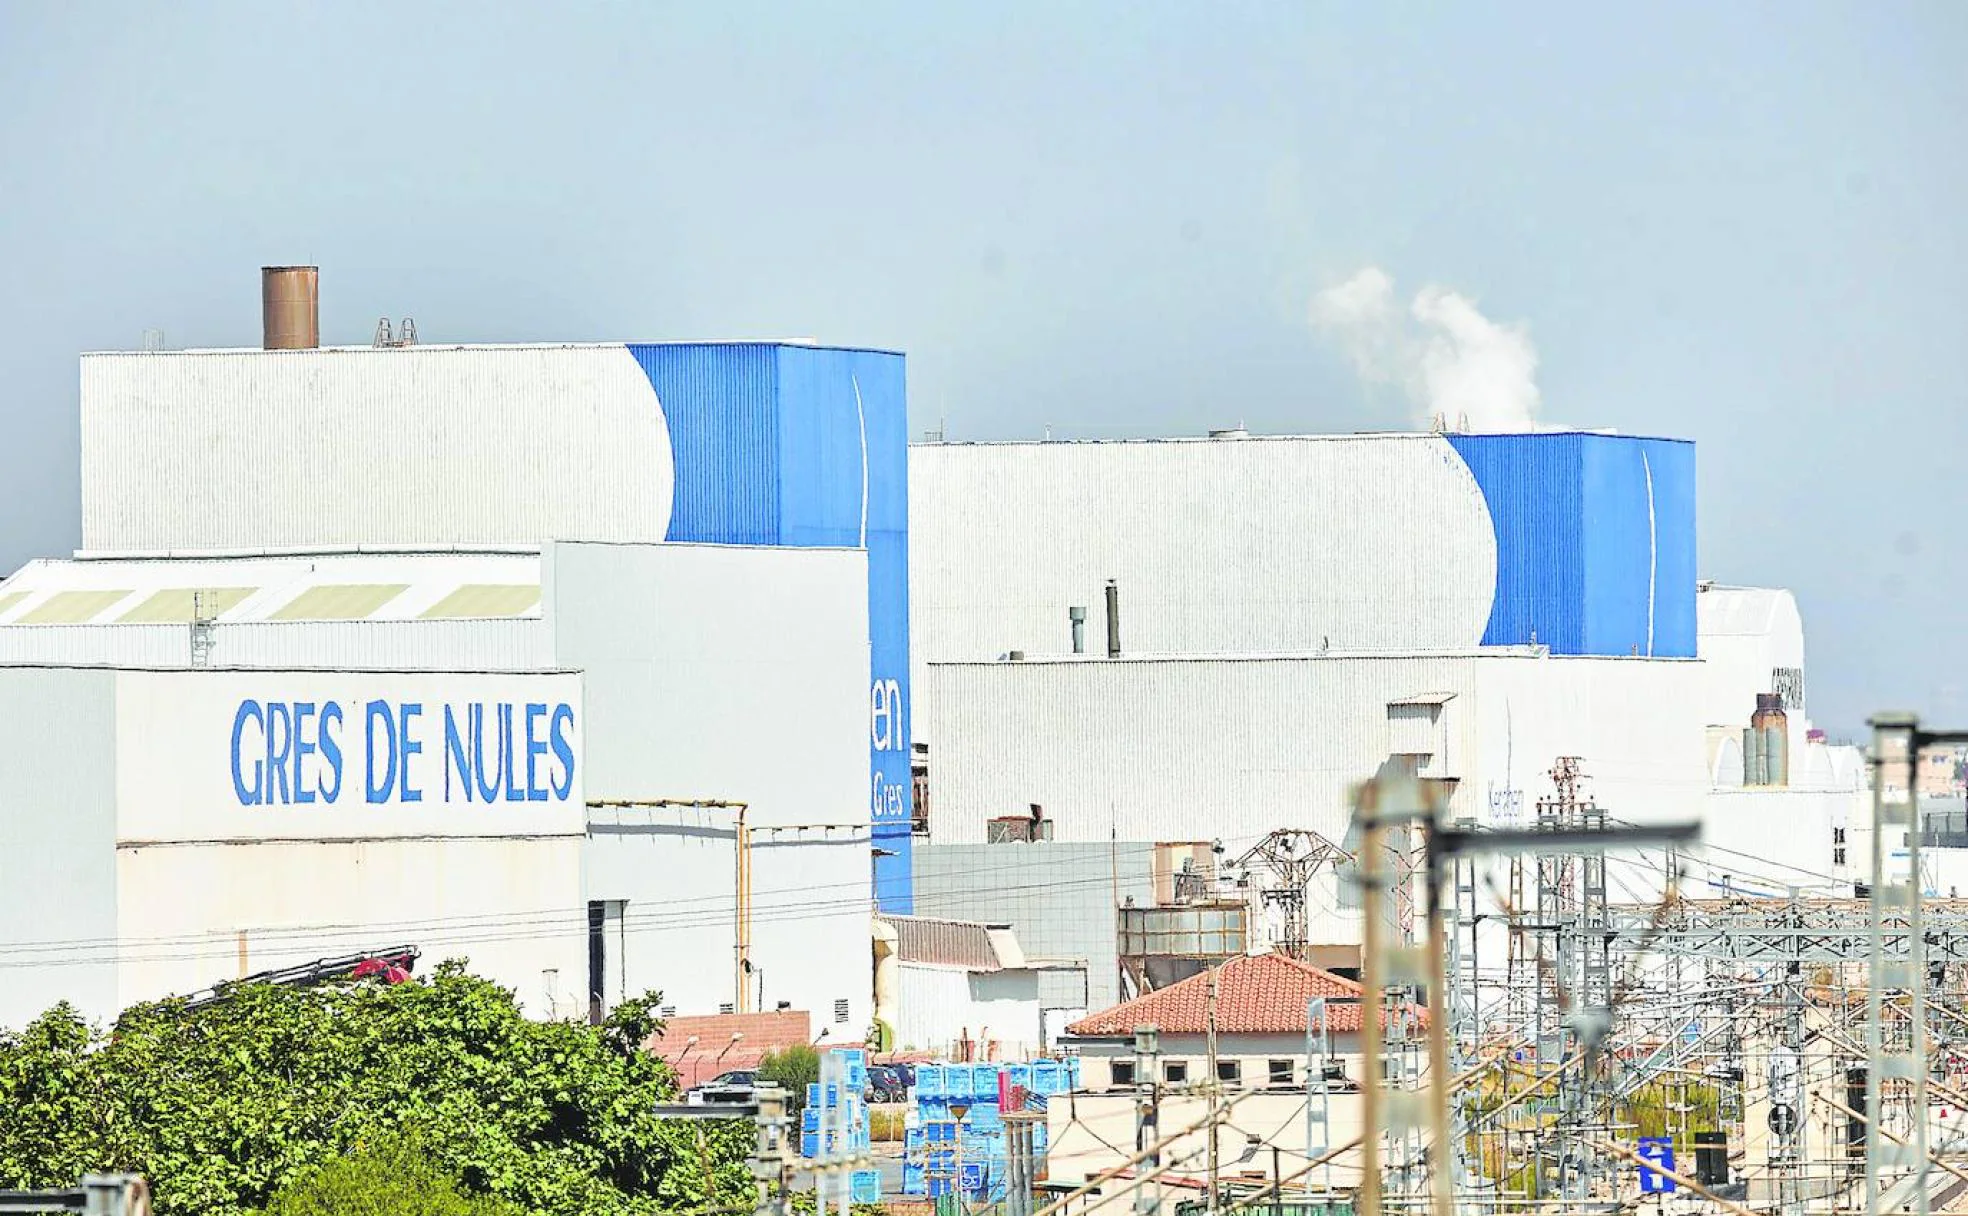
1133;1026;1162;1216
1767;891;1808;1216
1205;966;1221;1216
1867;713;1948;1216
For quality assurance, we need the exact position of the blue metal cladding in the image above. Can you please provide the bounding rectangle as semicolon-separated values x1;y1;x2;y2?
1446;433;1695;658
630;342;915;912
1580;436;1696;658
1447;433;1586;653
633;344;782;545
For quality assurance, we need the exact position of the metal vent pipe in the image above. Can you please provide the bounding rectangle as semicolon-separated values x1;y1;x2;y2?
1104;580;1121;658
261;266;319;350
1069;606;1086;654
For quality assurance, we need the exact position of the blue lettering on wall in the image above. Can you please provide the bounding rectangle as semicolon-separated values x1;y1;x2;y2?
549;704;575;799
470;703;499;802
364;701;396;804
524;702;548;802
232;696;578;809
267;701;293;804
231;700;265;805
292;701;317;805
318;702;344;802
399;702;423;803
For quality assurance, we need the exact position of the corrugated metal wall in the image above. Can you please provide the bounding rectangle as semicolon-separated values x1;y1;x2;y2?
895;964;1042;1057
0;619;548;669
1445;434;1584;651
80;346;675;551
1446;433;1697;658
913;842;1155;1010
928;652;1711;856
0;667;118;1029
908;435;1498;748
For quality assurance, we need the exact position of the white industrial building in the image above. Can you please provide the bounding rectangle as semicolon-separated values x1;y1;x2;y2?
908;433;1866;957
0;292;908;1032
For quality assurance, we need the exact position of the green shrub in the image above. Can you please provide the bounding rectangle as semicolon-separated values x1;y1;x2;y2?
758;1044;821;1111
259;1138;517;1216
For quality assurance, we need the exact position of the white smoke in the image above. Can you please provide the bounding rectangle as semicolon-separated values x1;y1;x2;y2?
1309;267;1541;433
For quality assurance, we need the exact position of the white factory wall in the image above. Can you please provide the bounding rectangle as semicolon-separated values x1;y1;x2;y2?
116;836;586;1018
584;803;738;1018
1689;788;1857;898
0;667;119;1030
0;666;589;1025
582;812;873;1029
109;667;587;1016
894;965;1043;1058
1696;585;1807;729
80;346;674;552
908;437;1498;748
546;541;869;828
1468;655;1711;828
926;652;1708;851
750;827;873;1034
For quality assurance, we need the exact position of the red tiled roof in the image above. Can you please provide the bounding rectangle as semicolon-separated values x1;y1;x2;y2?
1066;952;1423;1036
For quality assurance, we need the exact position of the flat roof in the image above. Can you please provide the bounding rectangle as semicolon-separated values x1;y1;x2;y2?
929;649;1700;666
82;338;907;358
912;429;1693;447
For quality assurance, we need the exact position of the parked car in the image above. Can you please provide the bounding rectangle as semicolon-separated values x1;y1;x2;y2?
865;1064;908;1104
686;1069;758;1105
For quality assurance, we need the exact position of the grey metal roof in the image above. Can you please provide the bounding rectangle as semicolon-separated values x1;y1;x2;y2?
886;915;1013;970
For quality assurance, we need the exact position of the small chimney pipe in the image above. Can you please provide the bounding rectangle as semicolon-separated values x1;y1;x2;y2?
261;266;319;350
1069;606;1086;655
1104;580;1121;658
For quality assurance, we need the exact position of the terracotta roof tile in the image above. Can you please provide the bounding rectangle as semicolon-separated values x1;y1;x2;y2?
1065;952;1423;1036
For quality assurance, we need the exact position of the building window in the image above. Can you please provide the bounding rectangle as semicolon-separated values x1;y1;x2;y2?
1834;828;1847;844
1834;848;1847;866
834;998;850;1024
718;1003;734;1015
1216;1060;1241;1085
659;1005;677;1018
1269;1059;1295;1088
1164;1060;1189;1084
1110;1060;1136;1089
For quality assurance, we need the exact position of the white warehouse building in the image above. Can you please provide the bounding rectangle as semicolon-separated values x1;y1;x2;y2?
0;305;912;1033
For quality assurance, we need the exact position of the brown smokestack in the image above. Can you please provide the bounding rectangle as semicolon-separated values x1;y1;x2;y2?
261;266;319;350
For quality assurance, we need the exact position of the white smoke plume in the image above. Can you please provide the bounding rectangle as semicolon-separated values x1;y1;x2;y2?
1309;267;1541;432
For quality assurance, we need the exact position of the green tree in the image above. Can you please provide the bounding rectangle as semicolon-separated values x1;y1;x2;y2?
755;1045;820;1111
0;965;755;1216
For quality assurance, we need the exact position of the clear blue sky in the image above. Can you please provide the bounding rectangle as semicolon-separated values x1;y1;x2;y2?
1;2;1962;735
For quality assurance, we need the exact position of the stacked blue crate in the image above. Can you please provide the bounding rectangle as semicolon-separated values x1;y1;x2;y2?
901;1057;1081;1197
799;1068;869;1164
849;1170;881;1204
